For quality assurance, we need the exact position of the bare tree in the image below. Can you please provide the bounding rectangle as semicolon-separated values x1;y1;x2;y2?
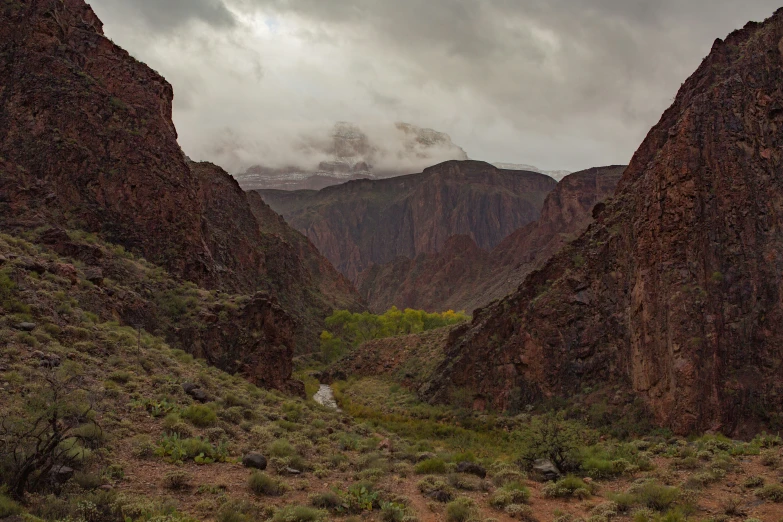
0;369;98;500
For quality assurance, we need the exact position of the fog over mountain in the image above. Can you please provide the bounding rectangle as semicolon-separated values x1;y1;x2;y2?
88;0;780;173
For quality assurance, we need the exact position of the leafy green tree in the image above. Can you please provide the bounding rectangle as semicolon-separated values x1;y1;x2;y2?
514;414;595;472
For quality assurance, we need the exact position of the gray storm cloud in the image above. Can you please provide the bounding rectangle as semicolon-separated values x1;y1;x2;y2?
88;0;782;173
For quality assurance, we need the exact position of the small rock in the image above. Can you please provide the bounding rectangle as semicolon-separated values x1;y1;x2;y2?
456;461;487;478
52;263;78;285
182;382;209;402
531;459;561;482
99;484;113;491
15;322;37;332
242;453;268;470
284;467;301;475
84;267;104;286
50;466;74;484
18;257;46;274
41;355;61;368
191;389;208;402
0;255;7;264
32;350;45;359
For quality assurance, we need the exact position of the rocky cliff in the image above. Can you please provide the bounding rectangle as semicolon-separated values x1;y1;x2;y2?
423;11;783;436
358;166;624;313
0;0;361;389
259;160;557;282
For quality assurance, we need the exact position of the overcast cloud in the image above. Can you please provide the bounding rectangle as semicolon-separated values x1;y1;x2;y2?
89;0;781;173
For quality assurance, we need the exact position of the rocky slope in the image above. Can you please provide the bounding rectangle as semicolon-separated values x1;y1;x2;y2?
358;166;625;312
234;121;469;191
259;160;557;282
0;0;361;385
423;10;783;436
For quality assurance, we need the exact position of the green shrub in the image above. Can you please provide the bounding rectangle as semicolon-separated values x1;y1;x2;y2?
415;458;446;474
131;434;155;459
339;484;380;513
249;471;286;496
73;471;104;491
269;439;296;458
744;475;765;488
756;483;783;502
760;449;780;468
182;404;217;427
417;476;454;502
542;475;594;499
108;370;131;384
0;494;23;517
634;482;680;511
164;470;192;490
380;502;407;522
309;492;341;510
446;497;476;522
490;481;530;508
515;415;593;472
272;505;326;522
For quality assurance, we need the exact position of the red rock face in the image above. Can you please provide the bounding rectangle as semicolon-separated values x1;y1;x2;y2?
0;0;362;390
424;11;783;436
260;160;557;282
358;166;624;313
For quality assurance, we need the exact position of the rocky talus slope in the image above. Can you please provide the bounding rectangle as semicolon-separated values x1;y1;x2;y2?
259;160;557;282
0;0;362;386
358;166;624;312
424;10;783;436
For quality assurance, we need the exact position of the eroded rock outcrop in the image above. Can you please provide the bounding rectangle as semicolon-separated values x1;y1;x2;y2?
260;160;557;281
424;11;783;436
0;0;361;390
358;166;624;312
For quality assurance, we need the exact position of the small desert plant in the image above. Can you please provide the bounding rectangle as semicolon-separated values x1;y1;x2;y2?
164;470;192;490
272;505;326;522
0;494;23;517
310;492;341;510
542;475;594;499
415;458;446;474
446;497;476;522
756;483;783;503
743;475;765;488
634;482;680;511
249;471;286;496
490;481;531;508
181;404;217;427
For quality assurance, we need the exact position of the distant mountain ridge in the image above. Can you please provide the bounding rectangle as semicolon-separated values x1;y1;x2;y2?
358;165;624;313
258;160;557;281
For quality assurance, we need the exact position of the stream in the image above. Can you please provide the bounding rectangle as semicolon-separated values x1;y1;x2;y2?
313;384;340;410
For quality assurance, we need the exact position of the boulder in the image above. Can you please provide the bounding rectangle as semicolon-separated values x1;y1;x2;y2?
456;461;487;478
50;465;74;484
241;453;267;470
531;459;561;482
83;267;104;286
15;323;36;332
182;382;209;403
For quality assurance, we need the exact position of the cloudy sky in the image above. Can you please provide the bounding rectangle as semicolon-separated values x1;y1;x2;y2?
89;1;780;173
